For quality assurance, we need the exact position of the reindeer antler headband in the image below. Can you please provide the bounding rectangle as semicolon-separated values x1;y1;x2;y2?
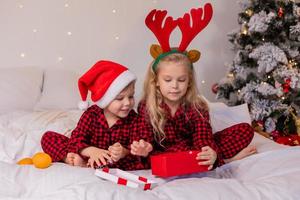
145;3;213;71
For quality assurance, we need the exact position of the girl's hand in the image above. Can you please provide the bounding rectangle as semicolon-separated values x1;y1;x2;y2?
196;146;217;170
80;146;112;168
108;142;129;162
130;139;153;157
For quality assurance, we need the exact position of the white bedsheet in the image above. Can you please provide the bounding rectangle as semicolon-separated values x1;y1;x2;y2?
0;111;300;200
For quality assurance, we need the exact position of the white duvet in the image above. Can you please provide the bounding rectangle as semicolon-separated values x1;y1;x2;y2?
0;110;300;200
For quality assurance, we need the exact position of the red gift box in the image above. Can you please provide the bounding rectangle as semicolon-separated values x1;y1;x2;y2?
150;150;208;177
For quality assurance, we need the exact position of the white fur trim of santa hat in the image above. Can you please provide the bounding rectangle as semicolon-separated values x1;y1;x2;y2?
96;70;136;108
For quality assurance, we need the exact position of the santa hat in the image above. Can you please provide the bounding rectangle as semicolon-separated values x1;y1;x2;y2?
78;60;136;110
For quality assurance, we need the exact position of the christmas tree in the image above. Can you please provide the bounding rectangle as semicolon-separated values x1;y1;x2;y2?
215;0;300;140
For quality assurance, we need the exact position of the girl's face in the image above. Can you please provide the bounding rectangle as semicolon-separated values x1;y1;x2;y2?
105;82;135;119
157;62;189;106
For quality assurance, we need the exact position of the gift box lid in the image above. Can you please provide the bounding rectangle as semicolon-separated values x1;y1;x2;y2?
151;150;208;177
95;168;157;190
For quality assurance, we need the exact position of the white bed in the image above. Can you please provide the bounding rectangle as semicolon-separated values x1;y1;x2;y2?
1;67;300;200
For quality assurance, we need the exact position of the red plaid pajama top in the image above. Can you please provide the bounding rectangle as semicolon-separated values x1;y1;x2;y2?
136;101;254;167
41;105;145;170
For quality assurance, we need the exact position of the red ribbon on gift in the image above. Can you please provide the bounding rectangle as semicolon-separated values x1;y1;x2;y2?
117;177;128;185
138;176;148;183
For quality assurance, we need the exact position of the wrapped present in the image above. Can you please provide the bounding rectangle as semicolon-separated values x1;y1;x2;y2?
95;168;157;190
275;135;300;146
151;150;208;177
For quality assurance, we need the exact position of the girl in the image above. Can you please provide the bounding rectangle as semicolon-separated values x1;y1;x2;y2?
132;53;256;170
131;5;256;170
41;60;145;170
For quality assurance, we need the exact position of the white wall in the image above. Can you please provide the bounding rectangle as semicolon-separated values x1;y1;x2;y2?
0;0;240;101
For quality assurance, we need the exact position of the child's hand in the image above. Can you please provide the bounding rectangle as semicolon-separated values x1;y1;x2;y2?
108;142;129;162
80;146;112;168
130;139;153;157
196;146;217;170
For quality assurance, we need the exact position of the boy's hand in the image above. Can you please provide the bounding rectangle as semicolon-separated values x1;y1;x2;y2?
80;146;112;168
108;142;129;162
130;139;153;157
196;146;217;170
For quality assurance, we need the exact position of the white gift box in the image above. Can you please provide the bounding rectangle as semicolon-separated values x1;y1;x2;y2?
95;168;157;190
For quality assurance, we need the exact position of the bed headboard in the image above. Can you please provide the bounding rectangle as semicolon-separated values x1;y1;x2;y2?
0;67;81;114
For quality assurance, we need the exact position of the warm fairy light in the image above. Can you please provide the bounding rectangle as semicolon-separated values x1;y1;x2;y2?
112;9;117;13
245;8;254;17
18;4;24;8
115;36;119;40
67;31;72;36
64;3;69;8
241;30;248;35
201;80;205;84
238;90;241;93
20;53;25;58
58;57;63;62
227;73;234;78
288;59;297;68
241;24;249;35
282;96;285;100
268;75;271;79
32;29;38;33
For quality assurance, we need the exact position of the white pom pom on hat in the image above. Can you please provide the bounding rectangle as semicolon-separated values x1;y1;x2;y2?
77;60;136;110
77;101;89;110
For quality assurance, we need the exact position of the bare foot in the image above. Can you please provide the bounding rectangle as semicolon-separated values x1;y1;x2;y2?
225;145;257;163
64;153;87;167
64;153;75;166
72;153;87;167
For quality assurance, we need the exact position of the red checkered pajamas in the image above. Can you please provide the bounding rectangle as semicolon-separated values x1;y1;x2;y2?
136;101;254;167
41;105;145;170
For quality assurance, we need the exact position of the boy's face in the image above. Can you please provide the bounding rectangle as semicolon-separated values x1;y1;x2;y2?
157;62;189;106
105;82;135;119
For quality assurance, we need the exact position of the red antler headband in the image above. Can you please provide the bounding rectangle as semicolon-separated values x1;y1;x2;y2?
145;3;213;71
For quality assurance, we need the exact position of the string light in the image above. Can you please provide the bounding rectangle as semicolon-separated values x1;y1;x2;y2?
267;75;271;79
112;9;117;13
201;80;205;84
115;36;119;40
20;53;26;58
227;73;234;78
241;24;249;35
58;57;63;62
245;8;254;17
18;4;24;9
67;31;72;36
32;29;38;33
288;59;297;68
64;3;69;8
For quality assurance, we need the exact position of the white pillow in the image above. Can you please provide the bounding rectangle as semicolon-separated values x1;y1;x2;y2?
34;68;81;110
203;97;252;134
0;67;43;114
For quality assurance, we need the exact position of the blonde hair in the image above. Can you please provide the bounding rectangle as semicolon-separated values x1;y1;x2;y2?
142;53;208;145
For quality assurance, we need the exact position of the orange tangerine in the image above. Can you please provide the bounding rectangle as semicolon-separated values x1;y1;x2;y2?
32;152;52;169
17;157;33;165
